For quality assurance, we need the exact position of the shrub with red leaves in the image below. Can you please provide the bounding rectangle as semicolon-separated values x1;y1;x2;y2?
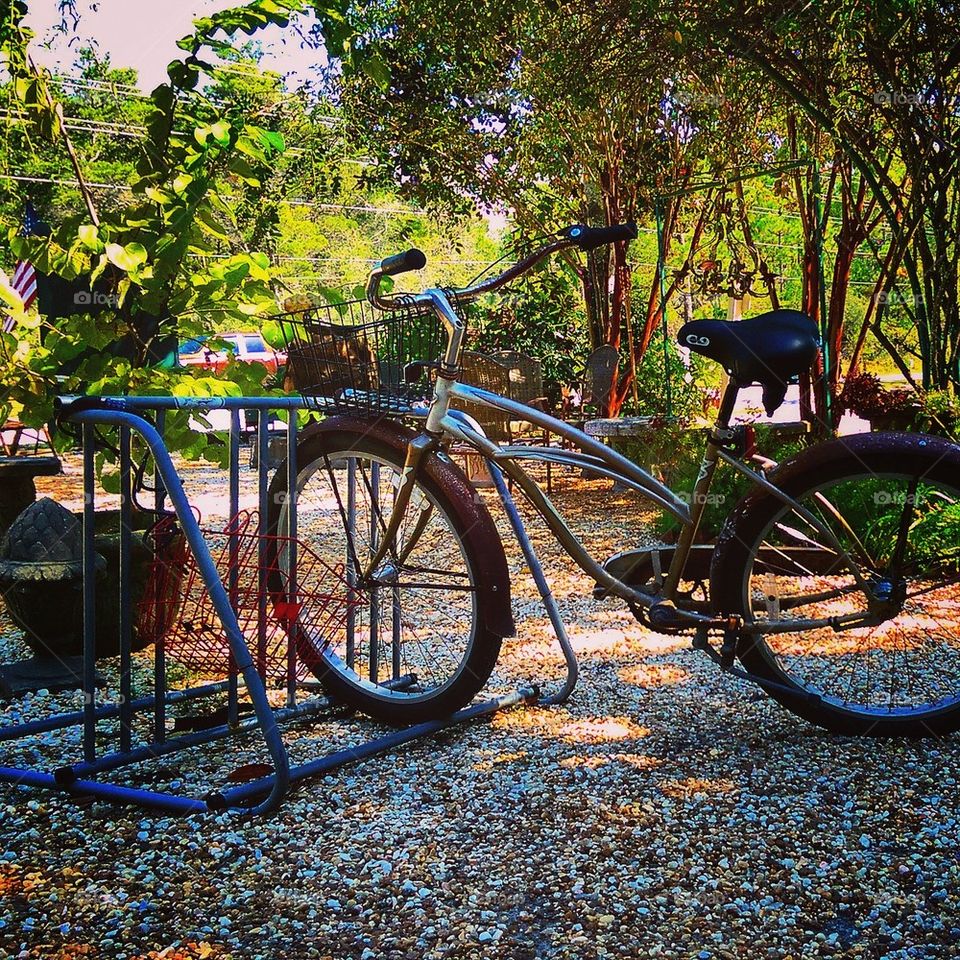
838;372;921;420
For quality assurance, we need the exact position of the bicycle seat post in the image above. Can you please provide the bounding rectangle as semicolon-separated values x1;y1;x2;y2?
712;377;740;434
659;378;740;602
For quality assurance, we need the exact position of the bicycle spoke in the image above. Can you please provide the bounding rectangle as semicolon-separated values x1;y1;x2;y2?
282;446;479;706
745;472;960;719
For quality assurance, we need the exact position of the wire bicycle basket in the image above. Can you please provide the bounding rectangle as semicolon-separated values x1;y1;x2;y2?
139;510;359;683
277;296;455;416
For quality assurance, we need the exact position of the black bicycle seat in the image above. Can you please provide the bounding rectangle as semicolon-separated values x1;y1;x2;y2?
677;310;820;414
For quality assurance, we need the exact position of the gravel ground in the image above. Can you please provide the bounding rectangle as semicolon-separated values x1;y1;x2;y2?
1;456;958;959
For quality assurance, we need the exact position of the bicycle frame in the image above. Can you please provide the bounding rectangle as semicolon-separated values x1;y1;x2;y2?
367;370;877;635
360;248;881;637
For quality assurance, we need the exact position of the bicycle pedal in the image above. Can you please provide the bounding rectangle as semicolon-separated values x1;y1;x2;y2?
719;630;739;669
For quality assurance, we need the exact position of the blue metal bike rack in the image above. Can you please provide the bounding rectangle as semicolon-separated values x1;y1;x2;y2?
0;396;575;815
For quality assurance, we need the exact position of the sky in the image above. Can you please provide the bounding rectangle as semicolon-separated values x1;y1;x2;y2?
25;0;327;90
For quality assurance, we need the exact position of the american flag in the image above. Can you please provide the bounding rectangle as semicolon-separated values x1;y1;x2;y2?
3;204;42;333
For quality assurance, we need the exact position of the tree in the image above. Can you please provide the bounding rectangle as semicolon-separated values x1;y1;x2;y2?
665;0;960;394
0;0;351;439
341;0;740;415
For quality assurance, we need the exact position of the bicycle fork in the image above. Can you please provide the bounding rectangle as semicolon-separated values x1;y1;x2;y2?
359;432;440;580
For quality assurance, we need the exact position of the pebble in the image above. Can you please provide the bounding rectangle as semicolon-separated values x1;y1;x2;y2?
0;465;959;957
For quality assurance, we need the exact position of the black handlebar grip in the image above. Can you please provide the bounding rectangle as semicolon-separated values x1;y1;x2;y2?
379;248;427;276
563;222;638;251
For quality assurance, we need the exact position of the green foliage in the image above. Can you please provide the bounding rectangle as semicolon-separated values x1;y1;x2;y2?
615;425;805;542
802;477;960;574
627;340;715;421
468;263;589;403
0;1;368;461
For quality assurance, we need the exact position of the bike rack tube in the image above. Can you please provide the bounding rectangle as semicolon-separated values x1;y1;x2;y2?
0;396;549;815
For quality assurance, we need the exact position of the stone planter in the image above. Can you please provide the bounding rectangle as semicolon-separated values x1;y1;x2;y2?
0;498;161;660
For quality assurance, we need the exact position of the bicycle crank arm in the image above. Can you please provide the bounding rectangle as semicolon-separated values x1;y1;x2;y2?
647;600;739;632
692;629;824;703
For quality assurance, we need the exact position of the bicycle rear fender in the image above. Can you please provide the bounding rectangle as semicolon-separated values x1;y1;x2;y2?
301;415;516;638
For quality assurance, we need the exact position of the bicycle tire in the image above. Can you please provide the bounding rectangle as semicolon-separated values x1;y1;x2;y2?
711;431;960;737
265;418;509;725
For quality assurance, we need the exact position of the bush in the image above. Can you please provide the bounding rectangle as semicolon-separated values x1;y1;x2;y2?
613;423;805;542
626;339;720;421
468;266;589;406
838;372;920;421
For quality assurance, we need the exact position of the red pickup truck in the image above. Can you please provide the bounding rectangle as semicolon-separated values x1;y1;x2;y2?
178;332;285;374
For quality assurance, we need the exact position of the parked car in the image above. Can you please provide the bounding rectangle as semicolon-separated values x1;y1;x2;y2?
178;332;285;374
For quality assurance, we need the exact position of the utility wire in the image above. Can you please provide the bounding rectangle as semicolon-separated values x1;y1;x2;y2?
0;172;427;216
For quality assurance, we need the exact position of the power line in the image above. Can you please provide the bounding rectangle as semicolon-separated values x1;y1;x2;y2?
283;198;427;215
0;111;369;164
50;72;342;124
55;75;143;96
0;111;146;140
0;172;129;191
0;172;427;216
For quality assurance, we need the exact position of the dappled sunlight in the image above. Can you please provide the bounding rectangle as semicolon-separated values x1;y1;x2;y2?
490;705;568;733
569;627;631;655
660;776;738;799
558;752;661;772
489;708;649;745
581;606;639;625
558;716;651;744
472;749;529;772
0;865;26;897
619;663;693;688
635;633;691;654
766;617;960;658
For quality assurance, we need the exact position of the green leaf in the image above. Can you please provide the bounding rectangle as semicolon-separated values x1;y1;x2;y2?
124;243;149;265
235;136;269;165
105;242;148;272
361;54;391;90
116;278;132;309
100;467;121;495
195;209;231;242
0;270;25;316
78;224;101;251
167;57;201;91
210;119;232;146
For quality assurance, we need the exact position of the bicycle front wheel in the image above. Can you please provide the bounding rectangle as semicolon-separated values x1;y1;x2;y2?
712;433;960;736
265;421;506;724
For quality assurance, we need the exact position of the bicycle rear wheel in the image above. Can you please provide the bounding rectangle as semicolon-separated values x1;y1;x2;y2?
265;420;507;724
711;433;960;736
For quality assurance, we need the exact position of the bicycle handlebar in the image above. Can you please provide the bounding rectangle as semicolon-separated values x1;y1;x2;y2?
561;222;638;251
366;222;636;312
379;248;427;277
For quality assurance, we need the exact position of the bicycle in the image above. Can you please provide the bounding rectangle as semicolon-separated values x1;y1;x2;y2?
267;223;960;737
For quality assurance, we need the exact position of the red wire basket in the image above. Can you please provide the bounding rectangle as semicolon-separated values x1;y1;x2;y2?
138;510;359;683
